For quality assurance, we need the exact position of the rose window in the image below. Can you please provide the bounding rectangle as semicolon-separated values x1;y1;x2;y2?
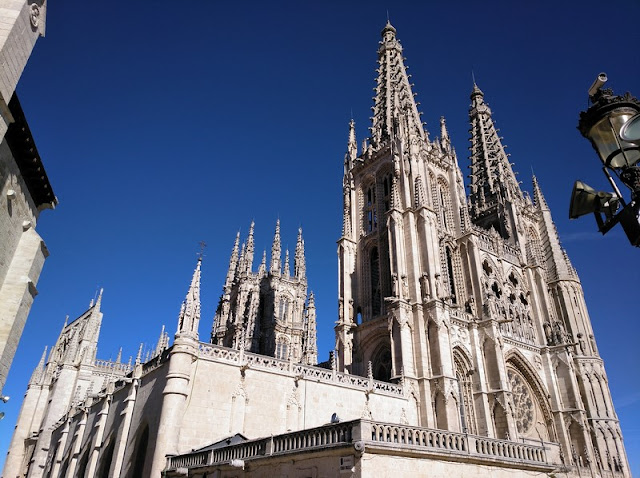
508;369;534;434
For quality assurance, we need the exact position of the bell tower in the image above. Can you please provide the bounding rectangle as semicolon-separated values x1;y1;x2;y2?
336;24;468;438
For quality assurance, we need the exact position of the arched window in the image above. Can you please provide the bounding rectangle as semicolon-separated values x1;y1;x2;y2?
276;337;289;360
382;175;392;212
371;345;392;382
370;247;381;317
445;247;456;304
439;187;448;229
365;185;377;232
454;351;476;434
131;426;149;478
278;298;289;323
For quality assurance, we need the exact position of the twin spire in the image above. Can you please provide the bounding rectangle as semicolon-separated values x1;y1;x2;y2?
468;83;523;207
370;22;426;149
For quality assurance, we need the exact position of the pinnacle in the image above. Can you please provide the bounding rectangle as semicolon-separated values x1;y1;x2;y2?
370;21;425;148
532;175;549;210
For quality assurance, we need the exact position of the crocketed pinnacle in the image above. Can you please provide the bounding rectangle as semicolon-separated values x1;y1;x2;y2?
244;221;255;273
532;175;549;210
176;258;201;338
28;346;48;386
468;83;522;207
347;119;357;162
224;232;240;292
258;249;267;275
294;227;306;279
270;220;282;274
283;249;290;277
370;22;426;148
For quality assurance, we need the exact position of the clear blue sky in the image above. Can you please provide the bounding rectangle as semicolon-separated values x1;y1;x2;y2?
2;0;639;473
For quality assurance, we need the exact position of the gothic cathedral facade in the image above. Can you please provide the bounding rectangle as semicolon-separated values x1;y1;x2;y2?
335;22;627;473
3;22;629;478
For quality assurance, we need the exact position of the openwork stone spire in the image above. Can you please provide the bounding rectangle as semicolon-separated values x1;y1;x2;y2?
531;176;576;281
468;83;523;238
176;258;201;339
370;22;426;148
469;84;522;205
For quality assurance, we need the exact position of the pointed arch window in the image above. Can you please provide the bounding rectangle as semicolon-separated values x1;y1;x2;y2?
365;185;377;232
370;247;381;317
445;247;457;304
454;356;476;434
383;175;392;212
439;187;448;229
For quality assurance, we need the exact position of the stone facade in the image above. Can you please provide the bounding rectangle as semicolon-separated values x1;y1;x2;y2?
2;21;630;478
0;0;55;395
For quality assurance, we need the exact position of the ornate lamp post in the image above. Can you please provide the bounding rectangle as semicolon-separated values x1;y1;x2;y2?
570;73;640;246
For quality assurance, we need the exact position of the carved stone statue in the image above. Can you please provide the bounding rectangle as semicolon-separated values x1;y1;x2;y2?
434;273;444;299
419;273;431;301
401;274;409;299
391;273;399;297
543;321;553;345
465;296;476;316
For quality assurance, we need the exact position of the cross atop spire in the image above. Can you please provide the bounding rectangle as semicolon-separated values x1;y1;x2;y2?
370;22;426;149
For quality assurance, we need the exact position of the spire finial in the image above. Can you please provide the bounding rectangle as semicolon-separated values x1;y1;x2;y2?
198;240;207;260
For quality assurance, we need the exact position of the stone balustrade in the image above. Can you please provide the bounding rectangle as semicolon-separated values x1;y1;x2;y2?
197;342;404;397
165;419;555;473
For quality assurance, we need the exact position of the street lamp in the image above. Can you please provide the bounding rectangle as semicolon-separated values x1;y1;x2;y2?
570;73;640;246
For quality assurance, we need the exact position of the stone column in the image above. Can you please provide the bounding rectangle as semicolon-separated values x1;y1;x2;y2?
149;336;197;477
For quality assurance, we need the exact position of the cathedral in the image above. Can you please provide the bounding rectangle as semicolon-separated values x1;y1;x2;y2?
2;22;630;478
